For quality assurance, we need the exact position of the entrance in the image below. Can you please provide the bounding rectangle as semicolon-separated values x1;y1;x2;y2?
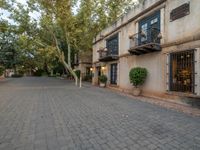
110;64;118;85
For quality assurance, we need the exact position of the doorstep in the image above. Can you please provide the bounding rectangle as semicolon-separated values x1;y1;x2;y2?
107;86;200;117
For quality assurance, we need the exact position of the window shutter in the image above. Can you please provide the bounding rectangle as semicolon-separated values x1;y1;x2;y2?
194;48;200;96
166;54;170;91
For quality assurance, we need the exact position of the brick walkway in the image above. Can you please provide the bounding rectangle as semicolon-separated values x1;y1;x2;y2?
0;77;200;150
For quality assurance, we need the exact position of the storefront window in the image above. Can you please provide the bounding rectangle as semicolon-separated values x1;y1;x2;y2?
170;50;195;93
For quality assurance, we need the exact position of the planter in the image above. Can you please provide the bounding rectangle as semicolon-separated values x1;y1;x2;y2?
99;82;106;87
132;87;141;96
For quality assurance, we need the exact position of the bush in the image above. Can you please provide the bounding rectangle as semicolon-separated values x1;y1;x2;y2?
56;73;61;77
129;67;148;87
75;70;81;79
33;69;43;76
83;75;92;82
0;66;4;76
98;75;107;83
11;74;23;78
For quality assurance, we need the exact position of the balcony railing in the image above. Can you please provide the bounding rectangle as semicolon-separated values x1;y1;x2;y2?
98;48;119;62
129;28;162;55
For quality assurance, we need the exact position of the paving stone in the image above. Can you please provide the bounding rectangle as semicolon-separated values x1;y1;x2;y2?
0;77;199;150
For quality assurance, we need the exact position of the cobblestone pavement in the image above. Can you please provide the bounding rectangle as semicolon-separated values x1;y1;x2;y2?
0;77;200;150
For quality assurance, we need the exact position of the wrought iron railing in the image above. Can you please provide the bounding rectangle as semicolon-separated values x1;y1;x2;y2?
99;48;118;59
129;27;161;48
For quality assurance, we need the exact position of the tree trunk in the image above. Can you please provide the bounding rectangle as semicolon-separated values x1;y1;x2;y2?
49;29;78;86
68;41;71;68
60;53;78;86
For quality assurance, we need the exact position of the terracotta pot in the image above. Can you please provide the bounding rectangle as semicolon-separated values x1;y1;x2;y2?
99;82;106;87
132;87;141;96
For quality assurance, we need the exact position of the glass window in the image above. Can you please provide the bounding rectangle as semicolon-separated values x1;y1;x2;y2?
106;34;119;55
151;18;158;24
141;23;148;42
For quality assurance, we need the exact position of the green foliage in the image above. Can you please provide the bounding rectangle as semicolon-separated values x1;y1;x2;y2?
129;67;148;87
98;75;107;83
1;0;138;79
33;69;44;77
0;66;5;76
75;70;81;79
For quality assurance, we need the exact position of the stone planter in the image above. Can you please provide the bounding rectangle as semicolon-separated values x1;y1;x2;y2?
99;82;106;88
132;87;141;96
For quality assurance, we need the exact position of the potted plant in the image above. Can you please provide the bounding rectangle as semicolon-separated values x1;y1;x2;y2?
98;75;107;87
129;67;148;96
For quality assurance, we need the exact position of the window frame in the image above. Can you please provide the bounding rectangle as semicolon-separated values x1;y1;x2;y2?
106;34;119;55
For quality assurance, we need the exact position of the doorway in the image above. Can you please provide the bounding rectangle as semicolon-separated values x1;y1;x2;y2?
110;64;118;85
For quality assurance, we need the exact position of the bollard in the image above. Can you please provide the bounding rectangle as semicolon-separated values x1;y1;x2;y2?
79;76;82;88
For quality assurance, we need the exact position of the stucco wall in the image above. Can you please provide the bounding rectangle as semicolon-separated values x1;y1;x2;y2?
93;0;164;61
119;56;136;89
92;0;200;97
164;0;200;44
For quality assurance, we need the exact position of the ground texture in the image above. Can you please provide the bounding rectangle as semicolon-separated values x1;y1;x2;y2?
0;77;200;150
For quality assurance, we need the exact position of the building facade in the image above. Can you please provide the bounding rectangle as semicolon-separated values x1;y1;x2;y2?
92;0;200;98
74;51;93;81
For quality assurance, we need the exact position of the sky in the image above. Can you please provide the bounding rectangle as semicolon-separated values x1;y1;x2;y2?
0;0;40;24
1;0;138;24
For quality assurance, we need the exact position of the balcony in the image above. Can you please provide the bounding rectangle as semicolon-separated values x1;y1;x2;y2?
128;28;162;55
98;48;119;62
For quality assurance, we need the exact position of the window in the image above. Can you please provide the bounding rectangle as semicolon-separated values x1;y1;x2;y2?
169;50;195;93
139;11;160;45
106;34;119;55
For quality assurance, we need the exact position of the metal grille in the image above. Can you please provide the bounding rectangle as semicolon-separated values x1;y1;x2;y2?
170;3;190;21
169;50;195;93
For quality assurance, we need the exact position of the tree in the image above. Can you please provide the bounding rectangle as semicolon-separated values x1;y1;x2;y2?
28;0;79;85
0;20;18;71
1;0;138;83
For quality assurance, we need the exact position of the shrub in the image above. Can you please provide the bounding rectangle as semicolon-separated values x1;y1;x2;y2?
0;66;4;76
34;69;43;76
129;67;148;87
98;75;107;83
